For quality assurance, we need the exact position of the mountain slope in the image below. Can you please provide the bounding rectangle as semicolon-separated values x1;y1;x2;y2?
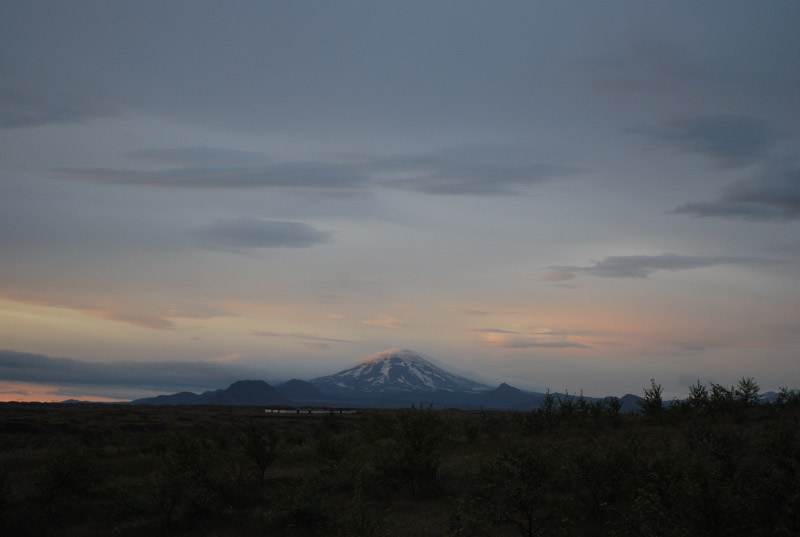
311;348;490;395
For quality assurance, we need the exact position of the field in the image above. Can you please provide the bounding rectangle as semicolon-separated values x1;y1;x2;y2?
0;397;798;536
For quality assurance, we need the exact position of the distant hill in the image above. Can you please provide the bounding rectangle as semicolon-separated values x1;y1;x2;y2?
132;380;289;406
474;383;534;409
618;393;644;413
276;379;327;401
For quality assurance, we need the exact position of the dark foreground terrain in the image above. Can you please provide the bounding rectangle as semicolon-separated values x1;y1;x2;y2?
0;393;798;536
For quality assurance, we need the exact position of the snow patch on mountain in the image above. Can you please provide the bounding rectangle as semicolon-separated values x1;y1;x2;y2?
311;348;490;395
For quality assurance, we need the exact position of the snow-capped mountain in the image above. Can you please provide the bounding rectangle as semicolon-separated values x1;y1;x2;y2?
310;348;490;395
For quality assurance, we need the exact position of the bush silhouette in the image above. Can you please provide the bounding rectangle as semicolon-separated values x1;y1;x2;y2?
640;378;664;420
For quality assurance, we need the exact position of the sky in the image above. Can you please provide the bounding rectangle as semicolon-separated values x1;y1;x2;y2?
1;1;799;402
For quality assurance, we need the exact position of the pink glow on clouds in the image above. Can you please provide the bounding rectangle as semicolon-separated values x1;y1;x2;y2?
207;352;246;363
541;271;576;282
0;381;130;403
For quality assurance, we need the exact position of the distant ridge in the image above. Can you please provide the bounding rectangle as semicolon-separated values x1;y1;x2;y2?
126;349;727;411
474;383;533;409
132;380;289;406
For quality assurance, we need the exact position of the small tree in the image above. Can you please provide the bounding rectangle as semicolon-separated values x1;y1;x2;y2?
710;382;736;411
243;419;279;485
451;445;558;537
639;379;663;420
604;397;622;415
541;389;557;431
688;380;710;411
776;386;800;406
576;390;590;421
557;390;576;420
735;377;760;406
381;404;446;496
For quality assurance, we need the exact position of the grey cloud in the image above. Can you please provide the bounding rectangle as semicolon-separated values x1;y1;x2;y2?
583;36;705;94
0;350;268;392
0;77;116;128
674;342;718;353
482;340;591;349
673;158;800;220
468;328;520;334
251;330;354;344
191;217;331;252
125;146;269;167
52;144;578;197
372;145;580;196
672;201;781;221
461;309;492;317
549;254;765;279
645;115;774;168
541;271;577;282
51;163;368;190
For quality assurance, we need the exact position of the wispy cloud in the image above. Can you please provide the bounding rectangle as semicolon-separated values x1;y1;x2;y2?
51;163;368;190
125;146;268;167
582;36;704;95
547;253;767;280
644;114;774;169
461;309;491;317
646;115;800;222
672;157;800;221
483;339;591;349
0;293;230;330
541;271;576;282
473;328;590;349
373;144;580;196
50;144;579;197
190;217;331;252
251;330;353;343
207;352;246;363
362;314;406;329
469;328;519;334
0;76;117;128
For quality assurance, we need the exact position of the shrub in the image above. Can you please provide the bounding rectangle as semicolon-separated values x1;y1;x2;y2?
640;379;664;421
709;382;736;412
540;389;557;431
687;380;710;411
378;404;446;497
450;444;565;537
242;419;280;485
36;444;97;517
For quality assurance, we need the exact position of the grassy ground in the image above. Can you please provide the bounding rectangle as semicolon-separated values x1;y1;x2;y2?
0;400;798;536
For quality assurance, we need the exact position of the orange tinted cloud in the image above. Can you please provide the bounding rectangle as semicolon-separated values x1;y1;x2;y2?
541;271;576;282
362;314;406;329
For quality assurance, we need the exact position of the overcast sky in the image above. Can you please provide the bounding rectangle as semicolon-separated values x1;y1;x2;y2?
1;1;799;401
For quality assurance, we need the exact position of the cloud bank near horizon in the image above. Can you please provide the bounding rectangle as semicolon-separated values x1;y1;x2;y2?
0;350;272;394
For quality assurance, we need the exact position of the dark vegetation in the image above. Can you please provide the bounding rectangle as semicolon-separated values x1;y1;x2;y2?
0;379;799;536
